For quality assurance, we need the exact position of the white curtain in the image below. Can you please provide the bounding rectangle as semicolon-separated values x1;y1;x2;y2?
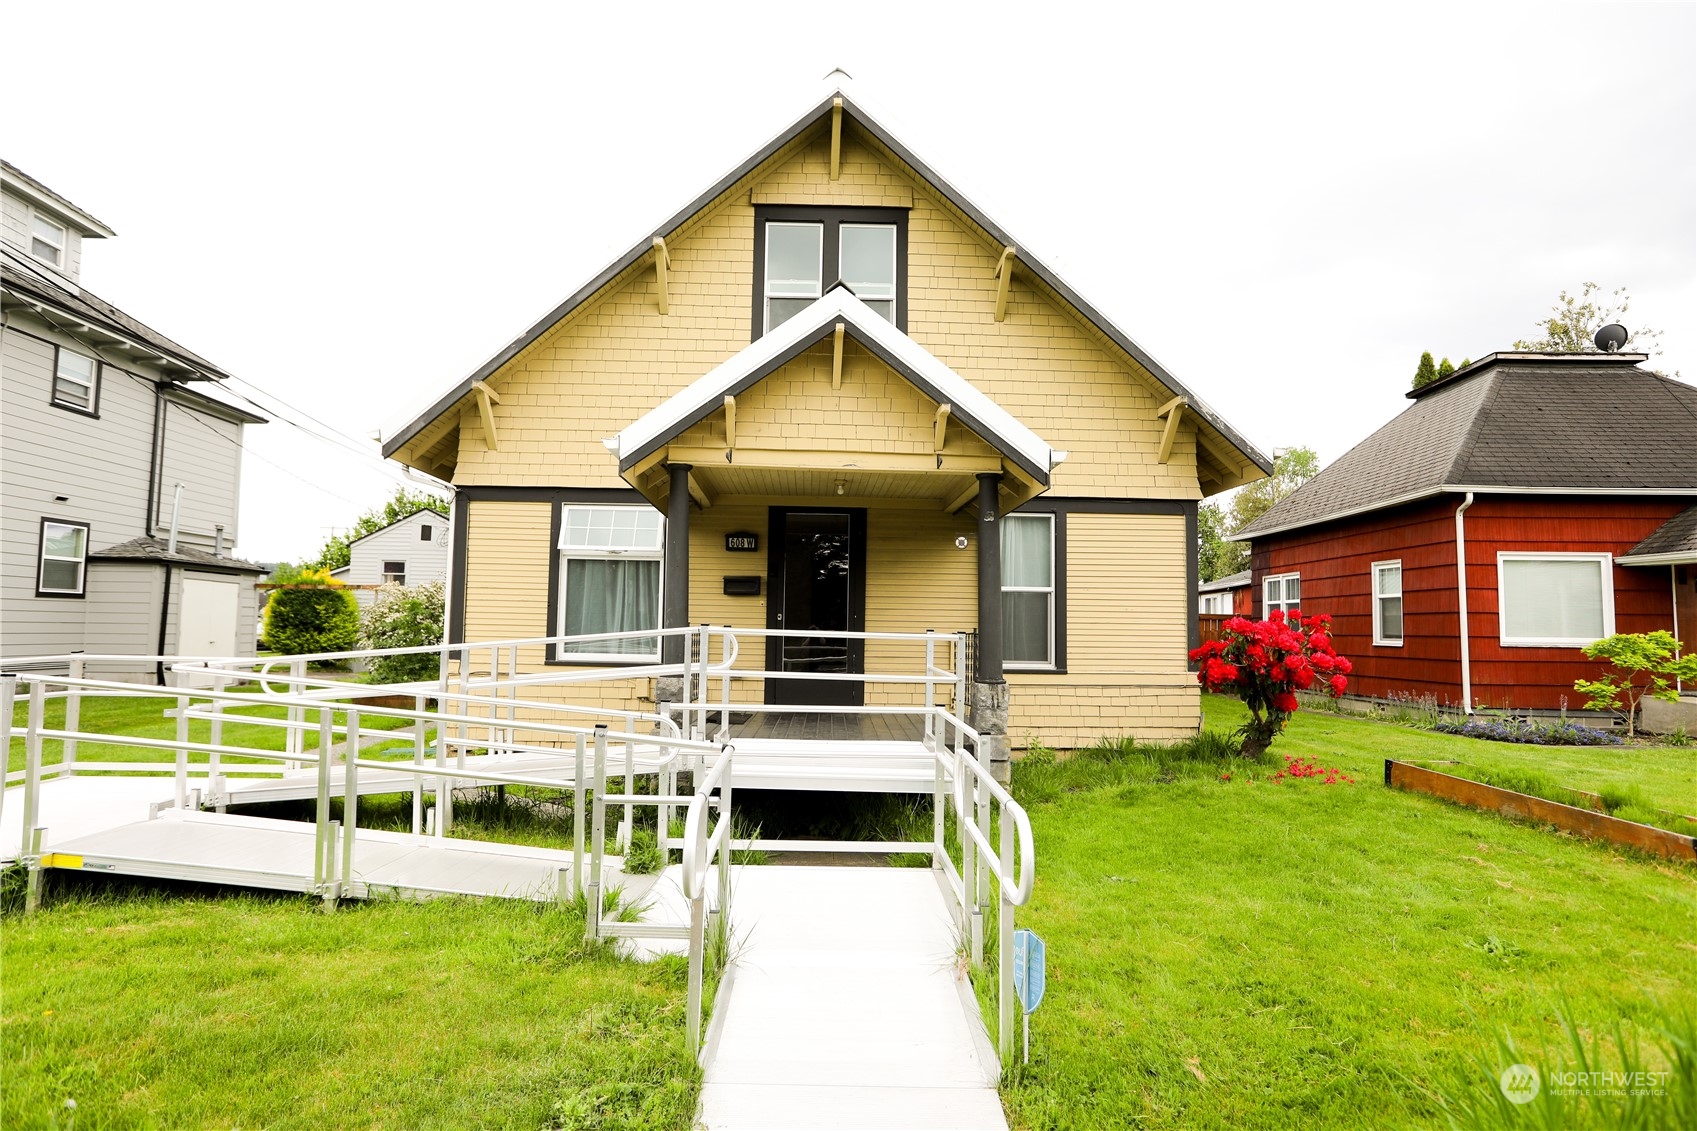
561;558;660;654
1502;558;1605;641
1001;515;1052;664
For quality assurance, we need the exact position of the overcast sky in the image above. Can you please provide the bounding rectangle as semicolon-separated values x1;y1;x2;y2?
6;1;1692;563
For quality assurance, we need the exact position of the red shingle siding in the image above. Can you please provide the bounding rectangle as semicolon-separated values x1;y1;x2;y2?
1252;495;1685;711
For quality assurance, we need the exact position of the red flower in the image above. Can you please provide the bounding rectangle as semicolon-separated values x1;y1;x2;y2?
1271;691;1300;713
1308;631;1331;651
1269;609;1286;624
1292;666;1315;690
1329;674;1348;695
1334;657;1353;675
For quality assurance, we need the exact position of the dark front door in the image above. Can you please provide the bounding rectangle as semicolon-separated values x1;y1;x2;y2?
766;508;866;706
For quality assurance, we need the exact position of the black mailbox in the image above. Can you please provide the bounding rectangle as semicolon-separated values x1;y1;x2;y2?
723;575;761;596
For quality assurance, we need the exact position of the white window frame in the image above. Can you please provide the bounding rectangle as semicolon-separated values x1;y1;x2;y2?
38;518;90;597
555;504;666;663
52;345;98;413
763;221;824;334
1264;572;1301;618
1199;592;1231;614
838;222;898;321
1372;559;1404;646
1003;512;1056;671
382;560;406;586
29;211;67;269
1496;551;1615;648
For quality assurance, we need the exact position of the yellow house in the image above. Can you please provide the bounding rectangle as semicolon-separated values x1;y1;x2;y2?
382;91;1269;772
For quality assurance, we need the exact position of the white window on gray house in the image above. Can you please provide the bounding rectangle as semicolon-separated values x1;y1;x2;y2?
1264;572;1300;618
1372;560;1403;646
1200;592;1231;614
840;224;896;322
764;222;823;332
1497;552;1613;647
420;523;433;541
556;505;664;660
38;519;89;596
382;561;406;585
52;347;98;412
1002;513;1055;669
30;213;66;268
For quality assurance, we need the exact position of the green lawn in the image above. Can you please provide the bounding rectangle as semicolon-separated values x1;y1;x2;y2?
996;695;1697;1129
1406;731;1697;821
8;692;430;775
2;887;703;1130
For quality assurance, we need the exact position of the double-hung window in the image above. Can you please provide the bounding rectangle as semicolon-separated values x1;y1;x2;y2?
1497;552;1614;647
556;505;665;660
1002;513;1055;669
52;346;99;413
753;206;906;336
1264;572;1300;618
1372;560;1403;645
38;518;89;597
30;213;67;268
382;561;406;586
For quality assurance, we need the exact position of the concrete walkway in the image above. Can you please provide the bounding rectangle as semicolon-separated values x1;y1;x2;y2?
699;866;1006;1131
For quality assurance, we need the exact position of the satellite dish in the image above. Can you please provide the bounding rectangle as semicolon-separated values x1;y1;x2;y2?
1594;323;1629;353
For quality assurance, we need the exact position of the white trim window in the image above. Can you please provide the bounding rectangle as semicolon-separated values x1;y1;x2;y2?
1199;592;1232;614
38;519;89;596
1497;552;1615;647
382;560;406;586
556;505;665;660
839;223;897;323
52;346;97;412
764;221;824;332
1264;572;1301;618
30;212;67;268
1372;560;1404;646
1002;513;1055;669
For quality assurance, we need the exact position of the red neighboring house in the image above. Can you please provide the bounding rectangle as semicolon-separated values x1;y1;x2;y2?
1233;351;1697;714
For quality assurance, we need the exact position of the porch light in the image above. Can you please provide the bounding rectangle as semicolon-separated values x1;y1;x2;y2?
834;479;847;495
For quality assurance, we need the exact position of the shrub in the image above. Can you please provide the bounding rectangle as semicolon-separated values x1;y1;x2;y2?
1189;610;1352;758
359;581;445;684
263;568;359;659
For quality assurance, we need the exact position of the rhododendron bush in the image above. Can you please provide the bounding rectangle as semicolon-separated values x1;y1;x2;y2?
1189;611;1353;757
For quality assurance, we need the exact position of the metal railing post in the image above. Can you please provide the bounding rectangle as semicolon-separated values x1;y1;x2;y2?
411;693;426;836
717;754;733;914
286;658;306;769
973;770;990;968
174;691;190;810
924;631;936;749
24;826;46;914
21;680;46;862
64;657;83;776
208;672;227;805
0;674;14;831
314;707;333;894
572;733;586;898
586;723;608;940
933;743;946;872
686;888;706;1055
999;799;1017;1065
622;719;636;852
341;708;360;896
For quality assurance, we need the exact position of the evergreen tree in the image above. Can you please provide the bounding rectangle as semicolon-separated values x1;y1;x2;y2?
1436;357;1456;379
1412;351;1439;389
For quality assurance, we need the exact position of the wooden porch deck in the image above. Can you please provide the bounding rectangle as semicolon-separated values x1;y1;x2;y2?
728;712;925;744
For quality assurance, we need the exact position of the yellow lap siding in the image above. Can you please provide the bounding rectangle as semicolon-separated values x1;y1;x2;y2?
1065;512;1189;674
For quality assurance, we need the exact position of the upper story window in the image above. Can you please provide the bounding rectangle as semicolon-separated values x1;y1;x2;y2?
752;206;907;338
1497;552;1613;647
30;213;67;268
52;346;99;414
1264;572;1300;618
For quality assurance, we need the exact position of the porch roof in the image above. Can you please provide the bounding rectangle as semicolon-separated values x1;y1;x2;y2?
610;287;1064;494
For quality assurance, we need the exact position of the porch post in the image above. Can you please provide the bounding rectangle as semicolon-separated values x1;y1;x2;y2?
972;472;1011;782
659;464;693;703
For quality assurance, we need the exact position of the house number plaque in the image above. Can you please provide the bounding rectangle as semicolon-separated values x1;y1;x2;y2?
725;532;759;552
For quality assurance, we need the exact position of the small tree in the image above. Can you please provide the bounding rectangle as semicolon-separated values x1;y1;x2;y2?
315;486;449;573
360;581;446;684
1573;631;1697;738
263;568;360;660
1513;282;1668;366
1413;351;1439;390
1198;501;1247;582
1190;611;1352;758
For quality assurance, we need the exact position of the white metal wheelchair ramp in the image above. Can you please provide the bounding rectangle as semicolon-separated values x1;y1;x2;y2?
700;865;1007;1131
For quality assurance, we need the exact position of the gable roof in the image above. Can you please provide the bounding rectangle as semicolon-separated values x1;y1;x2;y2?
91;536;265;573
1;244;232;381
1198;569;1251;593
1;159;117;238
344;507;448;549
382;91;1270;481
1236;353;1697;541
613;287;1060;485
1619;505;1697;565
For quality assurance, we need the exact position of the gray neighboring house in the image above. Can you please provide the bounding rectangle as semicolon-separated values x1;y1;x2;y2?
1;160;267;682
329;508;451;610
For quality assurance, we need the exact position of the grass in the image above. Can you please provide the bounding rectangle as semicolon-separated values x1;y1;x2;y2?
1;880;706;1130
994;694;1697;1129
8;692;431;776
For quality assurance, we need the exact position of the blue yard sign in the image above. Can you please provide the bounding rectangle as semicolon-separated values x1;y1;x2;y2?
1013;929;1046;1014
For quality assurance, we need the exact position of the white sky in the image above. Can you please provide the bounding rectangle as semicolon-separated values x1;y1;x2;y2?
7;1;1693;563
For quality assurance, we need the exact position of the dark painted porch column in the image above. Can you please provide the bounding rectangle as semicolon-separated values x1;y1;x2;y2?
971;472;1010;781
661;463;692;674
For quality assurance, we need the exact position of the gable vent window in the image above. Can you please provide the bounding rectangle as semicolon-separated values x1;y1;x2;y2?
31;214;67;268
752;206;907;338
420;524;433;542
51;346;99;414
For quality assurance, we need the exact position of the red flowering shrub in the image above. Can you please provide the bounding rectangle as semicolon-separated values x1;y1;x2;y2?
1189;610;1353;758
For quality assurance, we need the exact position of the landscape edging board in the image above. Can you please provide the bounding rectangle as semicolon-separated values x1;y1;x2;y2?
1384;759;1697;863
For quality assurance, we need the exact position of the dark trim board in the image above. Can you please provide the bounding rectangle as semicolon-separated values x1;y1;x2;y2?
751;205;909;340
457;485;645;504
1012;496;1188;516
